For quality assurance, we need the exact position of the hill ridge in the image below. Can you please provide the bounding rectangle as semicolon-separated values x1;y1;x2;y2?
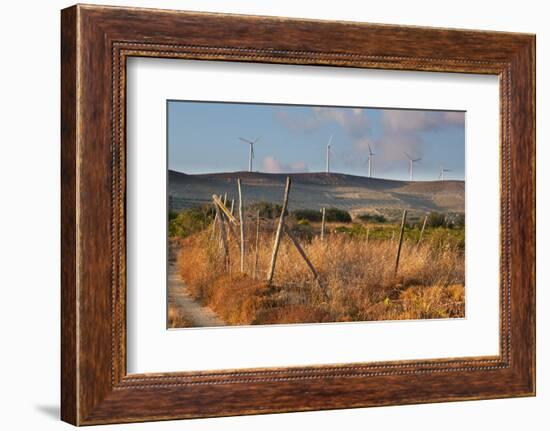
168;170;464;220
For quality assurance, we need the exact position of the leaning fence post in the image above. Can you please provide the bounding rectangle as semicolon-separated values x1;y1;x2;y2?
320;207;326;241
285;225;320;282
394;209;407;275
417;214;428;247
237;179;245;273
266;177;291;285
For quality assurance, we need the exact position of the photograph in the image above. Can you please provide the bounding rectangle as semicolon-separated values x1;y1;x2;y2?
167;101;466;328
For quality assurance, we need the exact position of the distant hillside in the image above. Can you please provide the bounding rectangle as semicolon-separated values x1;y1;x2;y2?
168;170;464;221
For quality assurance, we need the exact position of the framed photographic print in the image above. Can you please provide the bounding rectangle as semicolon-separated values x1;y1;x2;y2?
61;4;536;425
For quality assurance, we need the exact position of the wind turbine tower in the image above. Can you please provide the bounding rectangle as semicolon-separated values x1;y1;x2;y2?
326;135;333;174
404;152;422;181
439;165;452;180
367;144;375;178
238;137;260;172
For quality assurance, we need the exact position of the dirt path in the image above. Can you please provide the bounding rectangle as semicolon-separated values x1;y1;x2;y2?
168;264;225;327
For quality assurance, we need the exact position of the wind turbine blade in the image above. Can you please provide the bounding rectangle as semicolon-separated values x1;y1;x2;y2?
254;136;261;144
368;144;373;154
413;158;422;162
404;152;412;160
328;135;333;146
239;137;252;144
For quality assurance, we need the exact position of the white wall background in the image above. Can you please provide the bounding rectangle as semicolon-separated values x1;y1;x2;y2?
0;0;546;429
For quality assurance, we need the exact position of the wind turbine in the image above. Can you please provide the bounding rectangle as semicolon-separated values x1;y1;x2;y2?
238;137;260;172
439;165;452;180
367;144;375;178
326;135;333;174
404;152;422;181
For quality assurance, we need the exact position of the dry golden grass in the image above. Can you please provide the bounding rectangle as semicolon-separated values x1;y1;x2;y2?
167;301;194;328
175;221;464;326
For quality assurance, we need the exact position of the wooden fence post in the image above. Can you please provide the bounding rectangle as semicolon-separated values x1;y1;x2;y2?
230;199;235;216
237;179;245;273
266;177;291;285
210;206;218;240
253;210;260;279
394;209;407;275
320;207;326;241
214;202;230;270
417;214;428;247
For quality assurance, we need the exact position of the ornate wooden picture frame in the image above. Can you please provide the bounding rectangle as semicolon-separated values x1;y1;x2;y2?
61;4;535;425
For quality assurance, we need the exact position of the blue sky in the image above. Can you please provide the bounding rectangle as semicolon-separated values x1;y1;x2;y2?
168;101;465;181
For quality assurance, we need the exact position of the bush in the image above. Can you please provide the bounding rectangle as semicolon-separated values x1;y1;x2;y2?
357;213;386;223
448;213;465;229
427;212;446;228
291;209;322;222
325;207;352;223
426;212;465;229
169;205;214;238
248;201;287;219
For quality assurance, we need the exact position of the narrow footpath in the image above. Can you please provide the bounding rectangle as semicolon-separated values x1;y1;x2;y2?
168;263;225;327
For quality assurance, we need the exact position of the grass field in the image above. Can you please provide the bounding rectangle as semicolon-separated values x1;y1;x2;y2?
168;207;465;328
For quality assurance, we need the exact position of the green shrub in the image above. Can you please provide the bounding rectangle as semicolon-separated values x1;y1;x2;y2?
427;212;446;228
169;205;214;238
357;213;386;223
248;201;287;219
325;207;352;223
448;213;465;229
291;209;322;222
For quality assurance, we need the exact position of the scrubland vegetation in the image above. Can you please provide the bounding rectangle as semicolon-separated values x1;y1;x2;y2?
168;204;465;327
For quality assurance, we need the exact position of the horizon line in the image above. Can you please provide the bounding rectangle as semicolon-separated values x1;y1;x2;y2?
168;169;465;183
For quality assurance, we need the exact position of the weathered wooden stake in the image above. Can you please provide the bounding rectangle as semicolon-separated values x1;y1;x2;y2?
266;177;291;285
237;179;245;273
417;214;428;247
285;225;320;281
253;210;260;279
212;194;239;224
210;192;223;240
214;202;230;269
394;209;407;275
230;199;235;216
320;207;326;241
210;203;218;240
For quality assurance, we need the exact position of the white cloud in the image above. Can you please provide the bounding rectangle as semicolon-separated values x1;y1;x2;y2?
382;110;464;133
262;156;308;173
312;107;369;138
274;106;370;138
